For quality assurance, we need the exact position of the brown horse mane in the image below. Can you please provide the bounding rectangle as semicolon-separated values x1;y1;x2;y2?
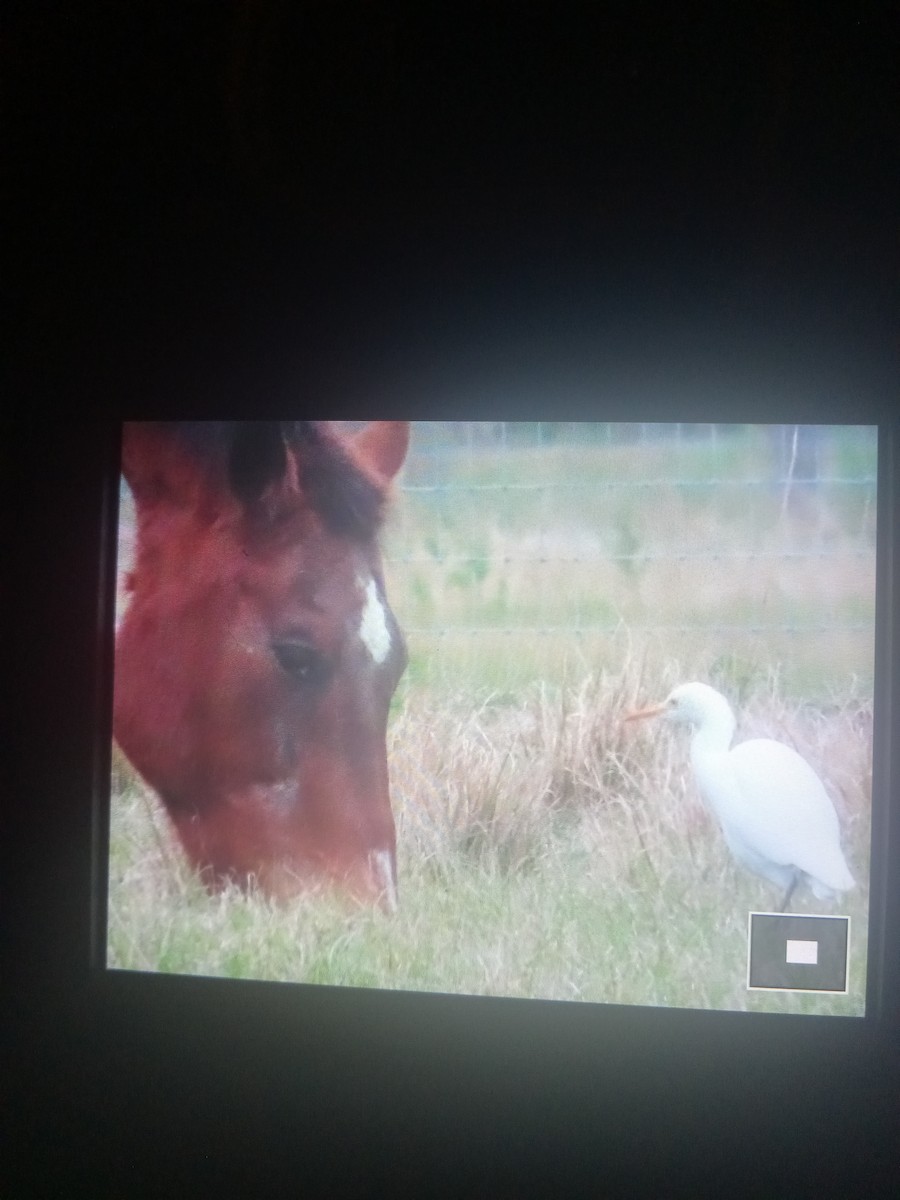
160;421;389;541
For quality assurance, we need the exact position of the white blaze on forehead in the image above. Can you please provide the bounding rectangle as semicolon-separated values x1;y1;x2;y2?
357;575;392;664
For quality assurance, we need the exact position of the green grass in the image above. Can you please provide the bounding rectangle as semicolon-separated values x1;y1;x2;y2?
377;426;877;700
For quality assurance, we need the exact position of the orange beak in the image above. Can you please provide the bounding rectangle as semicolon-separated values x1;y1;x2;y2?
622;701;667;724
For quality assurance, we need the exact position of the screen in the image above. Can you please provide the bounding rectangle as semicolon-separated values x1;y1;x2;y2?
107;421;876;1017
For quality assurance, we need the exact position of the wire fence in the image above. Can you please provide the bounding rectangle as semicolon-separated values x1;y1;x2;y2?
380;422;877;700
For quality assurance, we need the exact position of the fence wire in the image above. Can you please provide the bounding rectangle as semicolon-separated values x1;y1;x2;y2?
380;422;877;698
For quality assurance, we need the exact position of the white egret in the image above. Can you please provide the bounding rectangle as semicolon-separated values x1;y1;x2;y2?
623;682;855;912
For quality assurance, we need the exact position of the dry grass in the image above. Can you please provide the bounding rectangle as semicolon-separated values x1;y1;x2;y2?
107;659;872;1016
389;657;872;899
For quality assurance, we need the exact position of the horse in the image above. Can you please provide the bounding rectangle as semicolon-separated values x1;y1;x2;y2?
113;420;410;910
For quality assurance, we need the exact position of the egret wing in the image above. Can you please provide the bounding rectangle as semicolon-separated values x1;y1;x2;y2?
727;739;853;890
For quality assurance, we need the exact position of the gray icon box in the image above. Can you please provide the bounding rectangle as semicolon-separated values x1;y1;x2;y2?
747;913;850;993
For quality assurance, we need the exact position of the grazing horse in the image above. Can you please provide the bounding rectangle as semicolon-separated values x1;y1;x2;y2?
114;421;410;909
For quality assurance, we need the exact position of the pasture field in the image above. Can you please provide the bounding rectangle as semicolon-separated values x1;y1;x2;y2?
107;666;871;1015
108;424;876;1015
382;422;876;700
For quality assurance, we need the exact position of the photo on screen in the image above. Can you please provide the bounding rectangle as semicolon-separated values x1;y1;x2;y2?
106;421;875;1017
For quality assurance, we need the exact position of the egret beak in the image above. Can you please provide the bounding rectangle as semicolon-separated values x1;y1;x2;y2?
622;701;667;724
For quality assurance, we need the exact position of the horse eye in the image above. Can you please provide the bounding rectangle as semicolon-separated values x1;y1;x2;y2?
272;638;327;684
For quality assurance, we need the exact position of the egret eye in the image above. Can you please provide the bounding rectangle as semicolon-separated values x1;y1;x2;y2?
272;638;329;686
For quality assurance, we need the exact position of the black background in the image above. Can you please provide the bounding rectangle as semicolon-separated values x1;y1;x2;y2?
6;3;899;1196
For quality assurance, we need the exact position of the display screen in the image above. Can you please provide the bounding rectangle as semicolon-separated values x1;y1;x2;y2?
107;421;876;1016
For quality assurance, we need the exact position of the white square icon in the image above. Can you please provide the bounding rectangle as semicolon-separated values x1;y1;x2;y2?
785;939;819;966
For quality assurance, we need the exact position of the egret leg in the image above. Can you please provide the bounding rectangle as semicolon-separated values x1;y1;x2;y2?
779;871;799;914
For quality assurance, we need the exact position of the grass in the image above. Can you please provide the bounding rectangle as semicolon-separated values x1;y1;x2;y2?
108;424;876;1016
107;663;872;1017
381;425;877;698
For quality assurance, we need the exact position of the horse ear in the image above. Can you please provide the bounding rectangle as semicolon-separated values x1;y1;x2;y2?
351;422;410;483
121;422;195;502
121;422;157;493
227;423;288;504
